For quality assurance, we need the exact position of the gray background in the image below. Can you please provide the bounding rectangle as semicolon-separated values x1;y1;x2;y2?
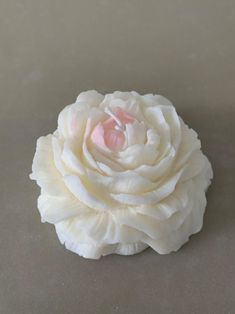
0;0;235;313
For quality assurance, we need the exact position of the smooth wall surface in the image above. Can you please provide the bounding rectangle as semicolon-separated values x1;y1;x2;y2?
0;1;235;313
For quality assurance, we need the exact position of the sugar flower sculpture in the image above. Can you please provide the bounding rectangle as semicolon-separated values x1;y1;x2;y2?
30;91;213;259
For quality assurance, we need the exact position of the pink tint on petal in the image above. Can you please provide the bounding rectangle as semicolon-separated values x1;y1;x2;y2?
104;129;125;151
89;108;135;152
115;107;135;124
103;117;116;129
90;122;107;150
71;113;78;135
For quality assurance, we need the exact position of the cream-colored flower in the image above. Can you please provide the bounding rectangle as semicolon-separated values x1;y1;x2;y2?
30;91;213;259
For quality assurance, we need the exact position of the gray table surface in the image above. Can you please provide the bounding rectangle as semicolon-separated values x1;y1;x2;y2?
1;1;235;313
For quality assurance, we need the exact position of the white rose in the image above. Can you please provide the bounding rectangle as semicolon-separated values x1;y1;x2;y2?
30;91;213;259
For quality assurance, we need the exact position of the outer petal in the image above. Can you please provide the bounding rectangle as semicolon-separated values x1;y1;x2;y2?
76;90;104;106
30;135;67;196
85;169;158;194
135;182;190;220
174;119;201;170
142;94;173;107
145;184;206;254
111;169;184;205
38;192;90;224
63;174;118;211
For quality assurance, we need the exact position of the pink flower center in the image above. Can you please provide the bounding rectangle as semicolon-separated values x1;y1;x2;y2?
91;107;134;151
